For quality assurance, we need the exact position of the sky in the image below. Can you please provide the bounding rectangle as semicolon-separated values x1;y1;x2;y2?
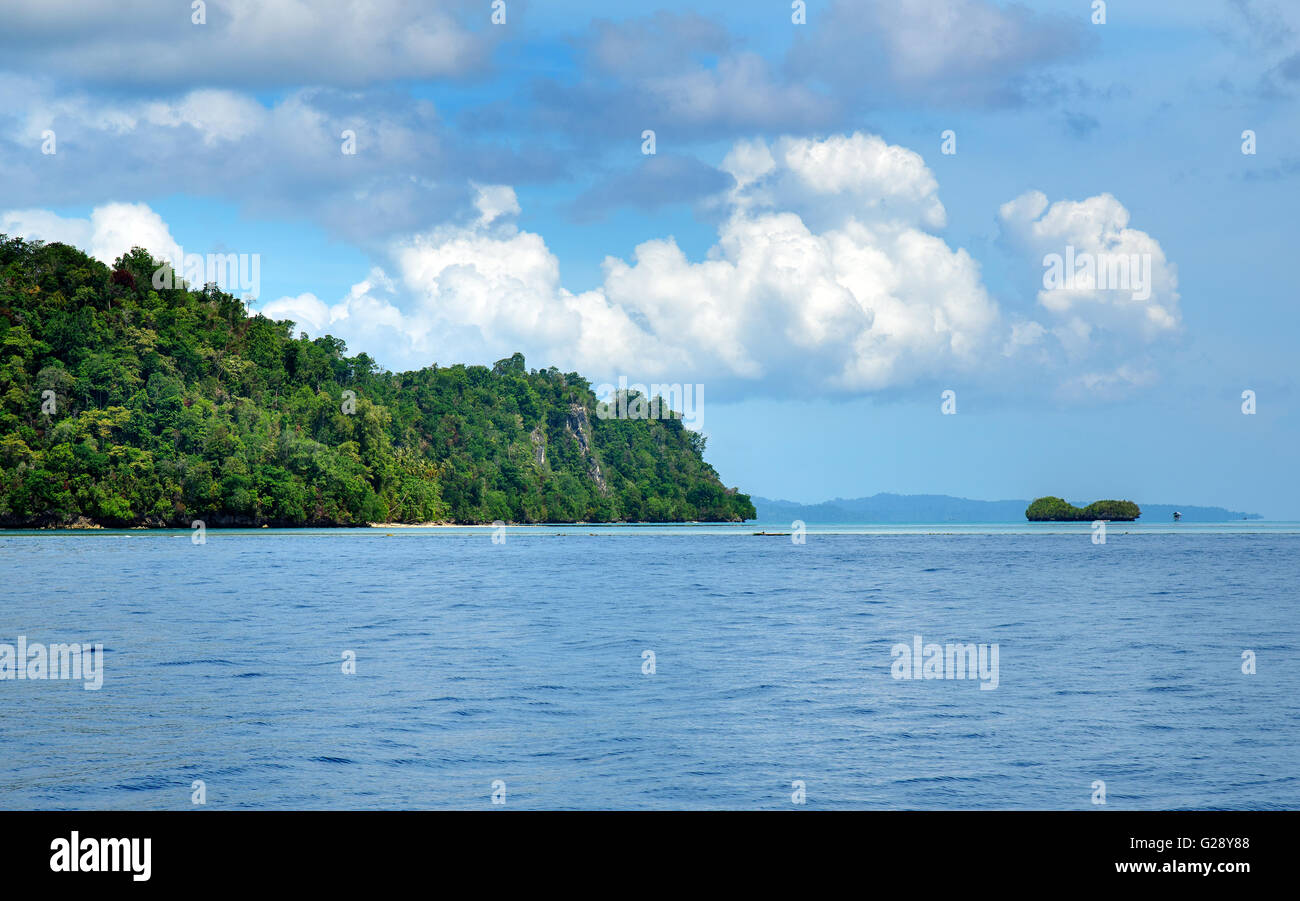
1;0;1297;515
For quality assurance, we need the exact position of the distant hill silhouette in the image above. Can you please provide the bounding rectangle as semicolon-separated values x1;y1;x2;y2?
753;493;1261;523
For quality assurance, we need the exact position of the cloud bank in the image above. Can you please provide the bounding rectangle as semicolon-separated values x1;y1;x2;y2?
4;132;1182;403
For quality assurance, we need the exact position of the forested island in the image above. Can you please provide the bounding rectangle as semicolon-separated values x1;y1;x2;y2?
0;237;755;527
1025;497;1140;522
754;494;1256;523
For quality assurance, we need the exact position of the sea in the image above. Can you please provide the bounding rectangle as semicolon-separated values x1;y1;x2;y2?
2;522;1297;809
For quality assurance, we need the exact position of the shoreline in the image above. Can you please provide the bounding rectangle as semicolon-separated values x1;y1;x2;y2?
0;519;738;530
5;517;1294;530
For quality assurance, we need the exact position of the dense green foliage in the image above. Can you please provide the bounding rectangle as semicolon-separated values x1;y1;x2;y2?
1025;496;1140;522
1080;499;1141;521
0;237;754;527
1025;496;1077;521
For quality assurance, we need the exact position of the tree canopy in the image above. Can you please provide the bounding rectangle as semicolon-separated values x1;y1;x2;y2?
0;237;755;527
1025;496;1140;522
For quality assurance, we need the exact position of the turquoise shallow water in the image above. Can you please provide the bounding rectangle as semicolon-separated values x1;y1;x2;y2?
1;526;1297;809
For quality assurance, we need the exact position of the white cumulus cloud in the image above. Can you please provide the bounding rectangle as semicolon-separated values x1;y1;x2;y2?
377;136;999;392
999;189;1181;347
1;202;179;265
3;137;1184;403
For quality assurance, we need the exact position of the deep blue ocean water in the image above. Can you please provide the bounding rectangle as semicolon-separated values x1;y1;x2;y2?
2;524;1297;809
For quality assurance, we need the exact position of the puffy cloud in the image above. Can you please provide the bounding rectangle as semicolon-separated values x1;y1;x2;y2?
261;271;410;353
998;189;1181;345
381;137;1001;393
724;132;946;230
259;293;336;336
389;194;677;375
0;202;179;265
472;184;522;227
249;137;998;392
0;208;90;251
3;138;1182;403
600;211;997;392
337;143;1179;398
252;185;667;374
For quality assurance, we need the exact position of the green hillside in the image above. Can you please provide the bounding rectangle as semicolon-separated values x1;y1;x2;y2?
0;236;754;527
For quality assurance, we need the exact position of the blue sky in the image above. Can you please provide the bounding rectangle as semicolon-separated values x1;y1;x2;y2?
1;0;1297;515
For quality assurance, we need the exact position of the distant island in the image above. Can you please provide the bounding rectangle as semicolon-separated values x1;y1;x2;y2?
0;237;754;527
1024;496;1139;522
752;494;1261;523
